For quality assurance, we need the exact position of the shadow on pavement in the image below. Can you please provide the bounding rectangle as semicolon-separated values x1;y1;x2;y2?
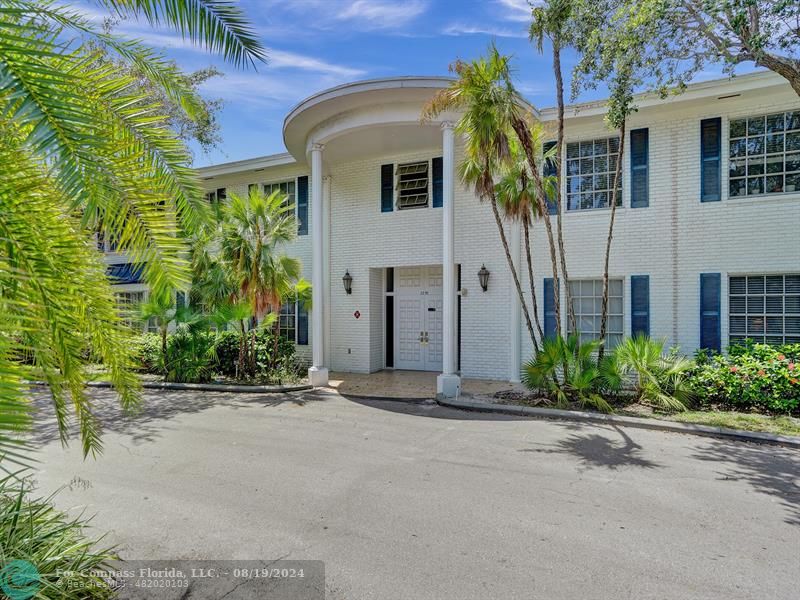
338;393;529;421
27;386;325;448
690;438;800;526
518;422;662;471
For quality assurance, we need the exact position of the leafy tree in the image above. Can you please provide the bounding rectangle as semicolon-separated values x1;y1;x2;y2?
91;18;224;155
579;0;800;97
422;50;544;353
570;0;645;359
0;0;265;461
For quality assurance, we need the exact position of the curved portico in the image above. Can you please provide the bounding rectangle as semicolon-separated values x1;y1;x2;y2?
283;78;465;396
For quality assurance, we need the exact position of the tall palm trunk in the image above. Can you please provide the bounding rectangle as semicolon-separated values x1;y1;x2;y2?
489;194;539;355
522;218;544;342
552;41;577;335
511;118;562;335
598;120;627;361
237;319;247;378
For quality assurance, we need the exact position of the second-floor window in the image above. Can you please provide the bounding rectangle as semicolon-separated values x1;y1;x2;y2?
263;180;296;209
396;161;429;209
729;111;800;197
566;137;622;211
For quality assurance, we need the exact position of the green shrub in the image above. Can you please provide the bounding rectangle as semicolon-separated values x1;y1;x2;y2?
163;330;217;383
522;334;615;413
0;474;116;598
728;339;800;361
213;329;297;382
688;343;800;414
610;335;695;412
131;333;162;373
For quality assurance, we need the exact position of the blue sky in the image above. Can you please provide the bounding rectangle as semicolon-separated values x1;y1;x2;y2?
82;0;734;166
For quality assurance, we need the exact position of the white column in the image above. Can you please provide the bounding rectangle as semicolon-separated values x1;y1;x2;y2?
308;143;328;387
437;122;461;398
322;175;332;369
509;220;521;383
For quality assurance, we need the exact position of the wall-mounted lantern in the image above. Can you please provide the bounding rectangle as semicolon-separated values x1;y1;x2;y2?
478;264;490;292
342;270;353;295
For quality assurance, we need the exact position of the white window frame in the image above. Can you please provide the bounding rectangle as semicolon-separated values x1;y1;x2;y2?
567;278;624;348
728;112;800;199
396;160;430;210
565;137;623;212
728;274;800;345
263;179;297;212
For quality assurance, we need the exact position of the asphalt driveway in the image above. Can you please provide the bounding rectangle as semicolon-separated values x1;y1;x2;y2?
30;387;799;600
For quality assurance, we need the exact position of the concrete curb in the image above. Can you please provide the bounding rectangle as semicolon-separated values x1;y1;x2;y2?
437;396;800;449
30;380;311;394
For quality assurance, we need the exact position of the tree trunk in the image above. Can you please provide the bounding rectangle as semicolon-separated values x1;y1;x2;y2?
553;43;577;335
511;117;562;336
489;194;539;355
272;317;280;373
160;324;168;372
598;120;627;361
237;319;246;379
522;218;544;342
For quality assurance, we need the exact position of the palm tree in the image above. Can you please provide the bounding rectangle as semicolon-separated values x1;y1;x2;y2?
0;0;265;460
530;0;578;335
138;289;177;366
423;50;541;354
495;135;556;345
220;187;307;377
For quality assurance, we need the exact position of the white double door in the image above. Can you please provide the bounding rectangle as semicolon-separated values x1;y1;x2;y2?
394;266;443;372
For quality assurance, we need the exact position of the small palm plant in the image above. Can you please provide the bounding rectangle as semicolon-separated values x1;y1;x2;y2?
522;334;615;413
612;335;695;412
138;290;177;368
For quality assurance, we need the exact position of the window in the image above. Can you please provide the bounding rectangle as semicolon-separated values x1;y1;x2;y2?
568;279;624;348
729;112;800;197
396;161;429;209
206;187;226;203
278;298;308;345
729;275;800;345
264;180;296;209
566;137;622;211
114;290;150;330
279;300;296;342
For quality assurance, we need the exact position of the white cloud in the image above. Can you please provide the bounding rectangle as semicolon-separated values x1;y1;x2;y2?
442;22;527;39
495;0;536;22
254;0;428;32
337;0;428;29
268;49;366;78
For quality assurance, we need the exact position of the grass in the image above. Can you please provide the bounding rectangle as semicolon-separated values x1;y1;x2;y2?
660;410;800;437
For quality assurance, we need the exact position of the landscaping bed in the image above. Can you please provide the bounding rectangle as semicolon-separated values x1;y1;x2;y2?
488;390;800;437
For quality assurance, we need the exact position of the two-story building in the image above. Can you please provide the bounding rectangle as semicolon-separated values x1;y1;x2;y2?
109;71;800;397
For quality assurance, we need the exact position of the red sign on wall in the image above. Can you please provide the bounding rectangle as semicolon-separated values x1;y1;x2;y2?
353;310;361;319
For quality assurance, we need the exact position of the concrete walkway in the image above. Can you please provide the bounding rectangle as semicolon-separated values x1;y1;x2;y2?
329;369;522;399
31;387;799;600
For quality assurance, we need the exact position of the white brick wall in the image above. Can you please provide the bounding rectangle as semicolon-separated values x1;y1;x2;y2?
201;78;799;381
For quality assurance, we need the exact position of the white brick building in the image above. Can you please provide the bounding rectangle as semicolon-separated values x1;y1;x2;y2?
111;72;800;396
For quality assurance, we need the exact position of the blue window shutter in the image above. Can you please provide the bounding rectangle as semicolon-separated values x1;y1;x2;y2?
543;277;558;338
297;302;308;345
630;275;650;336
630;128;649;208
543;141;558;215
381;164;394;212
700;273;721;351
700;118;721;202
296;176;308;236
432;157;443;208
